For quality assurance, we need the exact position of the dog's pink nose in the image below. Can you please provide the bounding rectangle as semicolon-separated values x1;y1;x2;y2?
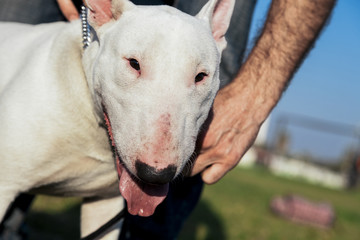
135;160;176;185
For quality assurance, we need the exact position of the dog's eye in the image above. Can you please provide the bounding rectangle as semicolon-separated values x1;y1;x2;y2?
195;72;208;83
129;58;140;71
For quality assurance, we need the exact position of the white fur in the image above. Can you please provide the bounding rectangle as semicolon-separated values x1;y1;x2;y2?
0;0;234;238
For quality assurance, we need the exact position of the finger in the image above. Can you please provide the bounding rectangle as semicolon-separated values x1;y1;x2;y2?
57;0;79;21
197;145;242;184
191;135;235;177
201;163;228;184
190;152;215;177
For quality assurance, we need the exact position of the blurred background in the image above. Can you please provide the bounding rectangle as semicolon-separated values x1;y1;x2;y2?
20;1;360;239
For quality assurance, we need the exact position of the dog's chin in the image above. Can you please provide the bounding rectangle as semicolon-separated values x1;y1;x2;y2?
103;110;169;216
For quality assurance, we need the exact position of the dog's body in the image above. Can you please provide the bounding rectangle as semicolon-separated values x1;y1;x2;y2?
0;0;234;238
0;20;118;196
0;21;123;238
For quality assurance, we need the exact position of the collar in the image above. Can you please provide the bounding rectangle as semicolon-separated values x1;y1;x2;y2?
81;5;91;49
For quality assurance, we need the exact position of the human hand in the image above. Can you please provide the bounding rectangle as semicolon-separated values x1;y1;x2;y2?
192;81;266;184
57;0;80;21
191;0;335;184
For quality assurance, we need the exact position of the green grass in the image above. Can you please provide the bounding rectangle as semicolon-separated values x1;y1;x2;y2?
25;167;360;240
178;167;360;240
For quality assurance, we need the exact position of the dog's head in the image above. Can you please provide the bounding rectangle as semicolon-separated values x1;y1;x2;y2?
82;0;234;216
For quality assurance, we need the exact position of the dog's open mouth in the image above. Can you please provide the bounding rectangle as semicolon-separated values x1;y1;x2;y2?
104;111;168;216
116;158;169;216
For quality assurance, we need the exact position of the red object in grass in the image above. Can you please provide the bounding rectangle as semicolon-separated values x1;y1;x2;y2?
270;194;335;228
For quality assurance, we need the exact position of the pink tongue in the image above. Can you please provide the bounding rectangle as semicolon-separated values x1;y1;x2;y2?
118;164;169;216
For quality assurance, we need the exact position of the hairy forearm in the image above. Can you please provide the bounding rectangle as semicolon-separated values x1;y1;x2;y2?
226;0;336;122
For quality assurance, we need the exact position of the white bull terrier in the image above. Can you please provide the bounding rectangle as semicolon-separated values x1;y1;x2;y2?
0;0;234;238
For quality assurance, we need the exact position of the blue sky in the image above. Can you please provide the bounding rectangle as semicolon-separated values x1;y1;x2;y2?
248;1;360;162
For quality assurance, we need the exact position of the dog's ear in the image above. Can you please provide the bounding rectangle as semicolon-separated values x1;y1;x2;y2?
196;0;235;52
85;0;135;29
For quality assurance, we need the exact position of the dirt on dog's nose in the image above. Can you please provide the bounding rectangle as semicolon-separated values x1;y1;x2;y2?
135;160;176;185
